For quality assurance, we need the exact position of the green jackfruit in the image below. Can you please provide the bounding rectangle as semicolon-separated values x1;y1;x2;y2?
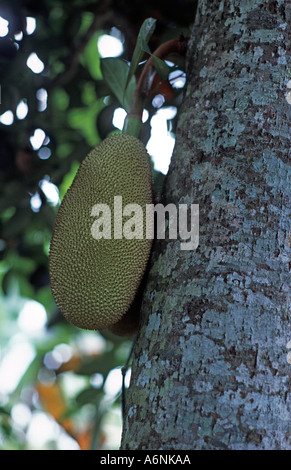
49;133;153;335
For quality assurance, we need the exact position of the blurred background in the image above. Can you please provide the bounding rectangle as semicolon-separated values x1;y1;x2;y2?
0;0;196;450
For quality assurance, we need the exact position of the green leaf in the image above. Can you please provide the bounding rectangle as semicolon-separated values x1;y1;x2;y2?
36;285;55;313
75;387;103;406
125;17;157;92
51;87;70;111
141;39;152;56
151;56;171;81
15;356;42;394
68;99;104;146
141;39;171;81
82;31;102;80
101;58;136;112
76;344;129;378
76;350;116;377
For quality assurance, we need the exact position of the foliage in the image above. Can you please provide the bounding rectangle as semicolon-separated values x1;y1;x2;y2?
0;0;194;450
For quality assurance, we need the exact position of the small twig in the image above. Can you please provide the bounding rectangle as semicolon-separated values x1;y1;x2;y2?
168;70;186;85
126;35;188;123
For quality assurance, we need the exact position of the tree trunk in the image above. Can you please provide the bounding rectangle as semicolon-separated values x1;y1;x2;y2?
121;0;291;450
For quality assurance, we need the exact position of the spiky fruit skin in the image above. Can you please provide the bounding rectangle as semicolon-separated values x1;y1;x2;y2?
49;134;153;335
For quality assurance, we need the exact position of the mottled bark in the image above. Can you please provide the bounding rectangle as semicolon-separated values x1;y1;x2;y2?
121;0;291;450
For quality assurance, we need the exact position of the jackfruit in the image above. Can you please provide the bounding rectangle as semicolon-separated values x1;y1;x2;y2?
49;133;153;335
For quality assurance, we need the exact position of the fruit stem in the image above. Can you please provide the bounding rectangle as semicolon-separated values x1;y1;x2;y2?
123;35;188;138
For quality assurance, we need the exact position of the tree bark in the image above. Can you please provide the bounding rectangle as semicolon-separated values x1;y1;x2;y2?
121;0;291;450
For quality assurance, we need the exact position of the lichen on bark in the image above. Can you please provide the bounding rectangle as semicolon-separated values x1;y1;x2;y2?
121;0;291;450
